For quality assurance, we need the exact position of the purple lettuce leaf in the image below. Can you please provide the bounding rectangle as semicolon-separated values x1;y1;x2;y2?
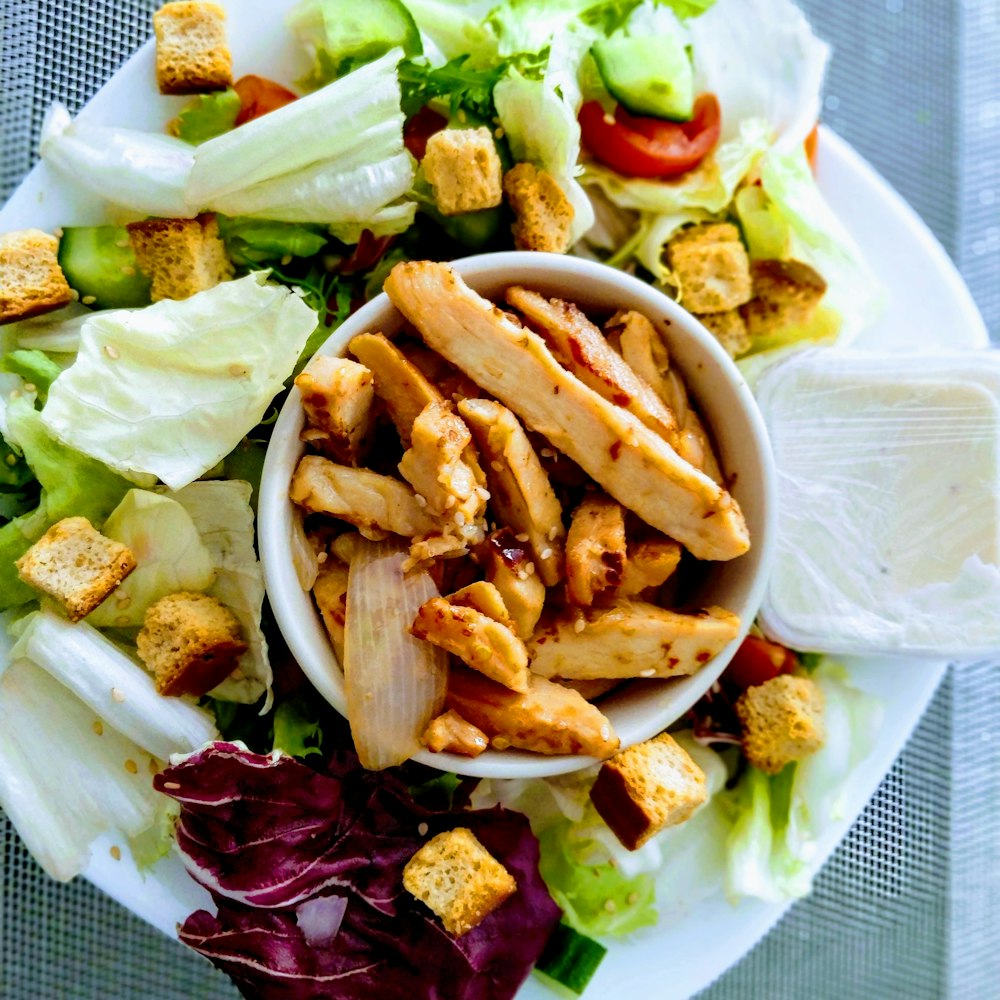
158;742;562;1000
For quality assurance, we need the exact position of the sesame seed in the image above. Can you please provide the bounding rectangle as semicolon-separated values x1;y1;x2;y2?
414;493;427;507
524;562;536;576
124;759;138;774
162;781;181;790
317;551;328;564
116;594;131;609
69;288;80;300
515;532;529;543
5;454;16;467
23;383;36;394
229;363;247;377
491;461;504;472
454;511;467;527
92;720;104;736
492;736;511;750
604;899;617;912
120;265;136;277
110;846;122;861
418;822;429;836
540;547;553;560
444;496;456;509
104;344;120;360
281;254;293;265
494;126;505;140
573;617;586;634
640;668;656;677
115;615;130;626
115;238;130;249
148;758;159;775
540;448;554;459
547;526;559;541
111;687;125;702
81;294;97;305
627;892;639;905
53;227;64;238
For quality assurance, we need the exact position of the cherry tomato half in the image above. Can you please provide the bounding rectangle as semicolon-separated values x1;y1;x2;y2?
723;635;798;692
805;123;820;172
404;106;449;161
234;75;298;126
578;94;722;179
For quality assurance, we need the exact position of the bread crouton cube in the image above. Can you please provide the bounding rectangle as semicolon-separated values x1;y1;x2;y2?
403;827;517;935
735;673;825;774
0;229;73;325
15;517;136;621
740;259;828;339
422;127;503;216
503;162;574;254
667;223;752;314
127;213;233;302
590;732;708;850
137;591;247;697
153;1;232;95
422;709;489;757
295;355;375;465
695;309;751;358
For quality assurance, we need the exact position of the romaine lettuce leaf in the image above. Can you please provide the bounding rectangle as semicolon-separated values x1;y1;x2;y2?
172;89;241;144
40;273;317;491
2;349;63;400
217;217;329;267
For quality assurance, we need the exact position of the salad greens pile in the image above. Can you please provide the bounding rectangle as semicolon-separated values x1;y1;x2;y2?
0;0;889;995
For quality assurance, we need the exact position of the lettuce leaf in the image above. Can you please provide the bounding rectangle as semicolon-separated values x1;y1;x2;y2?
172;90;241;144
2;349;63;400
40;273;317;491
156;744;562;998
217;217;329;267
272;695;324;757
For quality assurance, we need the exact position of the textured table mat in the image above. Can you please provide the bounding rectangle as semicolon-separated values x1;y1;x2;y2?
2;2;999;997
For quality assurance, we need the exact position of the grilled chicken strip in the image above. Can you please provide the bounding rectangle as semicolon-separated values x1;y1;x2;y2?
383;261;749;561
508;286;678;445
447;666;620;758
477;529;547;640
565;493;627;606
290;454;437;539
611;309;723;484
458;397;565;586
528;600;741;680
618;536;682;597
312;559;348;664
422;709;489;757
294;355;374;465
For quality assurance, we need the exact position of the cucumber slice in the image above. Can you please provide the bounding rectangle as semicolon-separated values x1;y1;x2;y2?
58;226;151;309
592;33;694;120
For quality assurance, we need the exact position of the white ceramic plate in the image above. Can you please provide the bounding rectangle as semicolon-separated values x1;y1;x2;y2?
0;3;988;997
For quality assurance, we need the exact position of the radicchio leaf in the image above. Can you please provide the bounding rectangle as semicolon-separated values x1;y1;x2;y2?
157;742;562;1000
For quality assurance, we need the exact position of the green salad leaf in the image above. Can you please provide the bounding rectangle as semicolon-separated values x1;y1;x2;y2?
272;695;324;757
2;350;64;400
172;89;241;144
218;217;329;267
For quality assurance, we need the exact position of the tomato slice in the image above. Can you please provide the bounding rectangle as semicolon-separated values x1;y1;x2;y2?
404;106;448;161
722;635;798;692
233;75;298;126
579;94;721;179
805;123;820;172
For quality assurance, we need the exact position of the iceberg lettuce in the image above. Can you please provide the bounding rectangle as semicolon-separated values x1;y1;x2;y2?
40;273;317;491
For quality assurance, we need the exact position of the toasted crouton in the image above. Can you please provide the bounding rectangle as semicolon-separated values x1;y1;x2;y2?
422;709;489;757
126;214;233;302
403;827;517;936
295;356;375;465
695;309;752;358
422;128;504;216
735;674;825;774
137;591;247;697
666;222;753;314
15;517;136;621
503;163;574;254
153;2;232;95
590;732;708;850
740;259;828;339
0;229;73;324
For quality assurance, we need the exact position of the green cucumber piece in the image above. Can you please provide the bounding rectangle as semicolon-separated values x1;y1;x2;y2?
592;33;694;120
535;923;607;995
58;226;151;309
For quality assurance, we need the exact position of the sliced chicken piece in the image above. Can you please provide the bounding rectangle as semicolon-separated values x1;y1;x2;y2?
403;343;482;405
528;600;741;680
477;529;547;640
294;355;374;465
312;560;349;664
447;666;620;758
558;678;622;701
507;286;678;445
398;401;488;552
611;309;723;484
290;455;437;540
383;261;748;562
458;398;565;586
412;595;529;693
618;536;682;597
565;493;627;606
422;709;489;757
449;580;516;628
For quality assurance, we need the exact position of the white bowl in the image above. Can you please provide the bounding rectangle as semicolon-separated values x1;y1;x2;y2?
259;252;776;779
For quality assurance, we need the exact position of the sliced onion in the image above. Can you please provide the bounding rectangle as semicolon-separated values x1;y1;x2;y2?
344;539;447;770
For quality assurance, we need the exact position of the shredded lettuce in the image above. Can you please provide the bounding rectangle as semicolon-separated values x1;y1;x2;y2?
172;89;241;144
40;273;318;491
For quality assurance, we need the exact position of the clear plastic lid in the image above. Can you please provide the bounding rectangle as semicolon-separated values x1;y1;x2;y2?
754;349;1000;658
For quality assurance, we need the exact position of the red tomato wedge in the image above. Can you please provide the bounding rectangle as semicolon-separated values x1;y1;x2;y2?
723;634;798;691
805;122;820;171
579;94;722;179
404;106;448;161
234;75;298;126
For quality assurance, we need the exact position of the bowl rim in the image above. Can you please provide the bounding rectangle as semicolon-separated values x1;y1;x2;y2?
258;251;777;779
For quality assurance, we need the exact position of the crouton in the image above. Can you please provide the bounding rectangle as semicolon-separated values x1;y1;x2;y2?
695;309;751;358
735;673;825;774
295;356;375;465
412;594;530;693
740;259;828;339
422;709;489;757
403;827;517;936
126;213;233;302
312;560;349;664
422;127;504;216
15;517;136;621
503;162;574;254
137;591;247;697
590;732;707;850
153;2;232;95
666;222;753;314
565;493;627;606
0;229;73;324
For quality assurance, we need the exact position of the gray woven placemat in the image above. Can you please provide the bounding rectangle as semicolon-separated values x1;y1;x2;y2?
2;2;998;998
